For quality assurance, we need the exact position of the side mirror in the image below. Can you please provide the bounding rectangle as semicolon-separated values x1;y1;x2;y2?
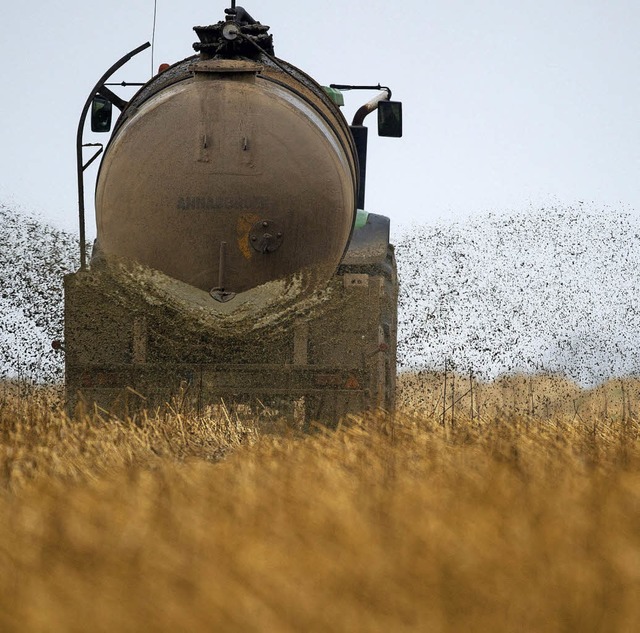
378;100;402;138
91;95;112;133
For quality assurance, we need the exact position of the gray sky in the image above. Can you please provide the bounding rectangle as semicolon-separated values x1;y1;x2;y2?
1;1;639;239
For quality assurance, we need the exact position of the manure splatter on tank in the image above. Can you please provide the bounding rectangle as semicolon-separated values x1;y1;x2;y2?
93;256;340;338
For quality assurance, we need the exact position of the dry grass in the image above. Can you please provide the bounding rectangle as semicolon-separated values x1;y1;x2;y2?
1;375;639;632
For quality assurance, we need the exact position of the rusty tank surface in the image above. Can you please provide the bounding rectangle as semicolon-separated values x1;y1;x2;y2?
64;5;403;425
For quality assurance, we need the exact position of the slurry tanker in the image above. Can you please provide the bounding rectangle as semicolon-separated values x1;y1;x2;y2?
64;4;403;424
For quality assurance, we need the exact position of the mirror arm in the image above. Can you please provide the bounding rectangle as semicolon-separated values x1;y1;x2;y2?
96;85;128;112
76;41;150;270
81;144;104;172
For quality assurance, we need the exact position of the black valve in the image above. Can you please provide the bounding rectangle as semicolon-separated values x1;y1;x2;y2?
249;219;283;254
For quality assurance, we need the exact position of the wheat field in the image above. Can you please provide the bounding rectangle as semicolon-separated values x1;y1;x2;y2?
1;374;639;632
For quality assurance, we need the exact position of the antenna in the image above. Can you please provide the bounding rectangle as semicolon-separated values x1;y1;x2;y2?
231;1;236;8
151;0;158;76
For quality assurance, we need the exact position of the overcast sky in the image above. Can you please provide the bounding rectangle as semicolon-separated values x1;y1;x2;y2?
1;1;639;240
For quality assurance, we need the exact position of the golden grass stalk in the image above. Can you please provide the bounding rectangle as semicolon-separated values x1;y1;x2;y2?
0;376;639;632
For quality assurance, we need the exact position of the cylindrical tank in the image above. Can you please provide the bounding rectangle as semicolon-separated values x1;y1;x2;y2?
95;54;358;296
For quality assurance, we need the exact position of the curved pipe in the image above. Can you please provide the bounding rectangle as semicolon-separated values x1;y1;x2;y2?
351;89;391;126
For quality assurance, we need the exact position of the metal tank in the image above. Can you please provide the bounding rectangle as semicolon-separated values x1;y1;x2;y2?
95;47;359;297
